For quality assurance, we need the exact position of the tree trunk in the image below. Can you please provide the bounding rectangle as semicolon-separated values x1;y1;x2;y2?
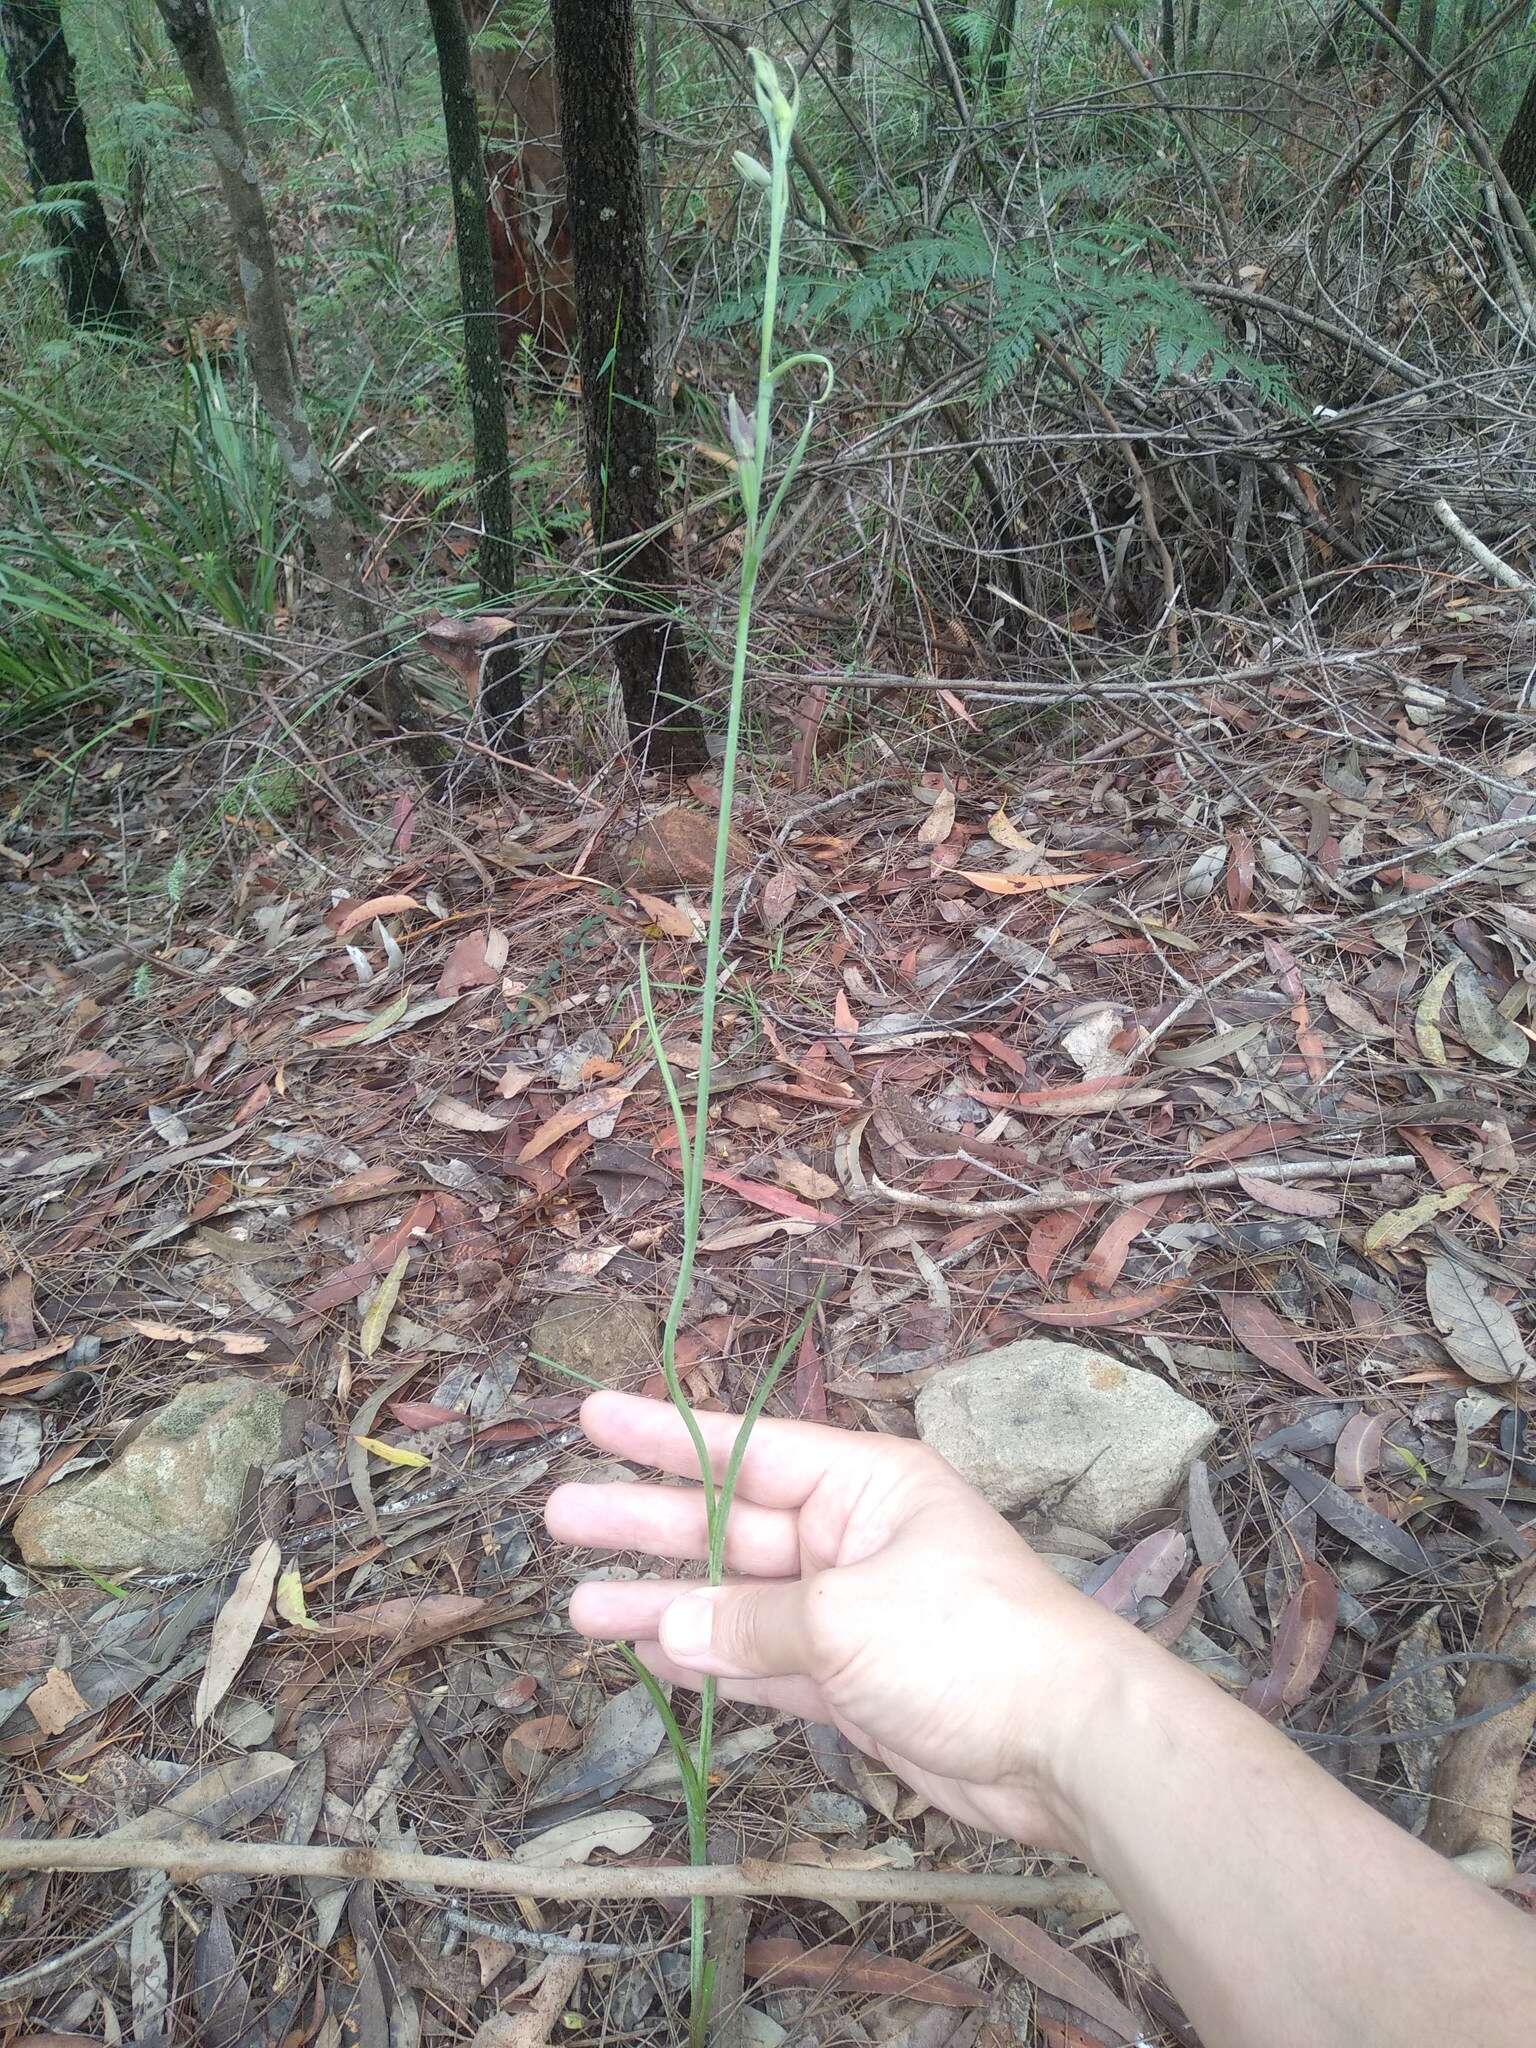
153;0;416;738
0;0;132;327
834;0;853;81
549;0;704;768
425;0;524;751
1499;60;1536;209
983;0;1014;96
1159;0;1177;69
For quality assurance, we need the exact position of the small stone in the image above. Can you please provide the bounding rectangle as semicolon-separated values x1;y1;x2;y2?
527;1293;660;1390
916;1340;1217;1538
619;807;749;890
13;1378;286;1572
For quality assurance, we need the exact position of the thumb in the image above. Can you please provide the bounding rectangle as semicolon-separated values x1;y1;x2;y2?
659;1579;810;1681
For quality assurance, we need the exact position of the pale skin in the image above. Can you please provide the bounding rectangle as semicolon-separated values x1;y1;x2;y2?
545;1391;1536;2048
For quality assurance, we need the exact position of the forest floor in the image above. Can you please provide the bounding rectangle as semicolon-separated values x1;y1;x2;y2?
1;583;1535;2045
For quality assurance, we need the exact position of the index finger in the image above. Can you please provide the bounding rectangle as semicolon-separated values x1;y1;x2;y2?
577;1390;873;1509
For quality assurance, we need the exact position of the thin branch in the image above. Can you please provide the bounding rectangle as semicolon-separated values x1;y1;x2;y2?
0;1837;1118;1915
871;1155;1418;1222
1431;499;1532;593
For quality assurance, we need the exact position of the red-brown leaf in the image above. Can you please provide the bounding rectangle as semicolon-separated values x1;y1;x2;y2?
1020;1278;1189;1328
1401;1126;1501;1234
1025;1208;1094;1286
700;1168;837;1226
1242;1560;1338;1717
1079;1197;1163;1294
1218;1293;1331;1395
955;1907;1141;2041
743;1940;982;2008
299;1196;436;1314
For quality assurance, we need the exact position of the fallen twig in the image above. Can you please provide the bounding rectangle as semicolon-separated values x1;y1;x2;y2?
874;1155;1417;1221
1431;499;1532;594
0;1837;1119;1915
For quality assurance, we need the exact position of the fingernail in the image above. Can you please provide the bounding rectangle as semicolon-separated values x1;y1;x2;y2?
661;1592;715;1661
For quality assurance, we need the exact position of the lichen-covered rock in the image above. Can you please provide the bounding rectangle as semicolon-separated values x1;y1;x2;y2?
528;1293;660;1389
14;1378;285;1572
619;808;749;890
916;1340;1216;1538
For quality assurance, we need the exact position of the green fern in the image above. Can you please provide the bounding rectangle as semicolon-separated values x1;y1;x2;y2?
704;210;1289;406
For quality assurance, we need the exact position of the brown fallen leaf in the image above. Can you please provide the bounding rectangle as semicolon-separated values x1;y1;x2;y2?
471;1951;584;2048
437;932;505;998
28;1665;92;1737
518;1086;630;1164
126;1319;267;1355
630;889;703;940
955;1906;1141;2041
1402;1126;1500;1234
1019;1278;1189;1328
1243;1559;1338;1717
700;1167;837;1225
744;1939;982;2008
0;1335;76;1377
1218;1294;1331;1395
194;1538;281;1728
774;1158;839;1203
332;892;423;940
1234;1172;1339;1219
300;1195;436;1314
326;1593;485;1643
760;869;799;931
1025;1208;1094;1285
427;1095;510;1134
956;869;1097;895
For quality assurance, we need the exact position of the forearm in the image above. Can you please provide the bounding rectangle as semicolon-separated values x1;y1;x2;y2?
1054;1638;1536;2048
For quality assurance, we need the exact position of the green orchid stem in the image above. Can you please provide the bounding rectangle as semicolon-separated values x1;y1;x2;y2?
634;53;833;2048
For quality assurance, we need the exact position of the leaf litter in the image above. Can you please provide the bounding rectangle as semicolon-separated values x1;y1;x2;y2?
0;639;1533;2044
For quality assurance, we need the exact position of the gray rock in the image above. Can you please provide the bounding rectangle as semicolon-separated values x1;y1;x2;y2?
916;1340;1216;1538
528;1292;660;1389
13;1378;285;1572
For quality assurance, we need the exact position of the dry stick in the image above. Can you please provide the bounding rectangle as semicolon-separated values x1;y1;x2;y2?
0;1838;1118;1916
1109;26;1239;285
1431;498;1533;594
870;1155;1417;1223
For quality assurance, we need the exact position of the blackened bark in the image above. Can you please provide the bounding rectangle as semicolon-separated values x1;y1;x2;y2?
426;0;524;751
1499;61;1536;210
1159;0;1177;69
0;0;131;327
549;0;704;769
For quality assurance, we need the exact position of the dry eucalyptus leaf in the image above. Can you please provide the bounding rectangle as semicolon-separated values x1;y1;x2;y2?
194;1539;281;1728
1424;1256;1533;1385
511;1808;653;1866
28;1664;92;1735
1454;968;1529;1073
428;1095;509;1133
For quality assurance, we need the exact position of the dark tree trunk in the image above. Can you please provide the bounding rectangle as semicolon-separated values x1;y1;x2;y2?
0;0;131;327
834;0;853;81
549;0;703;768
983;0;1015;95
1499;61;1536;209
155;0;420;741
425;0;524;751
1159;0;1177;69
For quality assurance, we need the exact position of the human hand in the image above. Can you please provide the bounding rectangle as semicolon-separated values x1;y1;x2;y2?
544;1392;1152;1851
